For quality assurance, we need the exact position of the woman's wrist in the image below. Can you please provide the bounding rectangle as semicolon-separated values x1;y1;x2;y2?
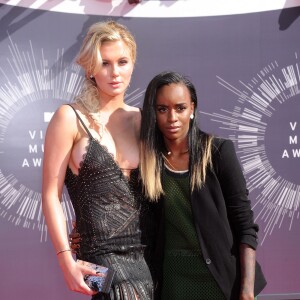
57;249;76;270
56;248;72;256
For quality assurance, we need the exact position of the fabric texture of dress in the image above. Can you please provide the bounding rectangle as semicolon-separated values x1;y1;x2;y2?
64;106;155;300
161;167;225;300
153;132;267;300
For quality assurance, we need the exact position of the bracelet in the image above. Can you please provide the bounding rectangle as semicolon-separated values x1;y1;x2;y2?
56;249;71;256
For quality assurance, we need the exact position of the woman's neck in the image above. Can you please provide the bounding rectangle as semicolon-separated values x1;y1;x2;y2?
164;139;189;157
97;91;126;112
162;140;189;171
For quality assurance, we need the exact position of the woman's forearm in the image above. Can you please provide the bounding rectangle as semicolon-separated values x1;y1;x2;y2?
239;243;256;300
42;196;71;257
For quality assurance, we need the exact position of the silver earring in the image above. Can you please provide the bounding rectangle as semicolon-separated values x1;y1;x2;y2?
190;114;194;119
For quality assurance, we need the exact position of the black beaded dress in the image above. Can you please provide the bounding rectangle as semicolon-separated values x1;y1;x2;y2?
64;107;155;300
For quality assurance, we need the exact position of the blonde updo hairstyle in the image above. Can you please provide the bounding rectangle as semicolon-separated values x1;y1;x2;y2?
74;21;137;117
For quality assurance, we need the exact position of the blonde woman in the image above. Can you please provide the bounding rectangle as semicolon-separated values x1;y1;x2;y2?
42;21;155;300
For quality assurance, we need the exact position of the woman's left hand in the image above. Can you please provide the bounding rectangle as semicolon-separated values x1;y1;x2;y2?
239;292;255;300
69;221;81;254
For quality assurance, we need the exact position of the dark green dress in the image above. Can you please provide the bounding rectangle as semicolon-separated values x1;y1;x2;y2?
161;167;226;300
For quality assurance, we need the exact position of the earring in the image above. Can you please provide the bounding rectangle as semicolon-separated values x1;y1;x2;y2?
190;114;194;119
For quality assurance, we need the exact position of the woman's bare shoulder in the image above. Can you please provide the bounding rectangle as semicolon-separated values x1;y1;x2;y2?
46;104;79;137
123;104;140;114
54;103;89;123
54;103;75;118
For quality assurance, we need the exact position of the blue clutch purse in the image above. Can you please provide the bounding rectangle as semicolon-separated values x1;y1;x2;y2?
77;259;116;294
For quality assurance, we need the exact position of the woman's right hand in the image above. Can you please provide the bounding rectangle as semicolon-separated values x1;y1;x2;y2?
57;251;98;295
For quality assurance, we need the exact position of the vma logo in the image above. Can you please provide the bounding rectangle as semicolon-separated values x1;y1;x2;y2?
282;122;299;158
203;53;300;244
21;112;54;169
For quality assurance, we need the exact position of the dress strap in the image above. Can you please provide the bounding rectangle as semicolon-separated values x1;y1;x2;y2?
66;104;93;139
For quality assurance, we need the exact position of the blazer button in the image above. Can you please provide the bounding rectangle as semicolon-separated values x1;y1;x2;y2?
205;258;211;265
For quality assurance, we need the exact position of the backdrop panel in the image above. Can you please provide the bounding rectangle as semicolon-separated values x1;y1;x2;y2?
0;2;299;299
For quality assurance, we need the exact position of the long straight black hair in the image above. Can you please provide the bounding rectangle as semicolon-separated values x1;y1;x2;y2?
140;71;213;201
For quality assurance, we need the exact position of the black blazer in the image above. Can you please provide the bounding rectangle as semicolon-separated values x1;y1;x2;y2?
154;137;267;300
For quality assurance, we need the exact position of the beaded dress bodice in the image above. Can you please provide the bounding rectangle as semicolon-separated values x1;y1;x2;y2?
65;137;147;259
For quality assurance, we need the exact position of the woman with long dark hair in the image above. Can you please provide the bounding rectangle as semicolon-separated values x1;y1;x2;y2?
139;71;267;300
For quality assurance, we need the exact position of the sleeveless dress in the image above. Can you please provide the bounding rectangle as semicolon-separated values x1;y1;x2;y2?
64;106;155;300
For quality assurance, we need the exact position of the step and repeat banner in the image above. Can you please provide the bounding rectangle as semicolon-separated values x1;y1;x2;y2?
0;1;299;299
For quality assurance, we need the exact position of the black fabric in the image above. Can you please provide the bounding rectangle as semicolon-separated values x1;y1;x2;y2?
191;137;267;299
161;169;226;299
154;133;267;300
64;105;156;299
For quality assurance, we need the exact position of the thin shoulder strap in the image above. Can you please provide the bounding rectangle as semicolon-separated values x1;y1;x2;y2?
66;104;93;138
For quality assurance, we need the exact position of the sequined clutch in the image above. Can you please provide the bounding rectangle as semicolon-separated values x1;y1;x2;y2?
77;259;115;294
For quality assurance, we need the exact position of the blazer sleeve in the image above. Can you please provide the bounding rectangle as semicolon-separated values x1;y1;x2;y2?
212;138;259;249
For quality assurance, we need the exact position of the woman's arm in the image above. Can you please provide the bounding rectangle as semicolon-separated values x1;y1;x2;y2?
214;139;257;299
239;244;256;300
214;138;259;248
42;105;96;295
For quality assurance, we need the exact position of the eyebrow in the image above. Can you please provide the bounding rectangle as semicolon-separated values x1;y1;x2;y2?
102;56;129;60
156;103;187;106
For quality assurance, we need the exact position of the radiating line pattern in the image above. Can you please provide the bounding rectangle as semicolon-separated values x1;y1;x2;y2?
202;53;300;244
0;36;143;241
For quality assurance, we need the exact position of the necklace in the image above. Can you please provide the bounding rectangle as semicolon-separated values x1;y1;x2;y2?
162;153;177;170
162;153;189;173
166;149;189;156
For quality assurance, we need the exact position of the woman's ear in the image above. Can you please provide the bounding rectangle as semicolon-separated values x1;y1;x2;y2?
191;101;195;116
